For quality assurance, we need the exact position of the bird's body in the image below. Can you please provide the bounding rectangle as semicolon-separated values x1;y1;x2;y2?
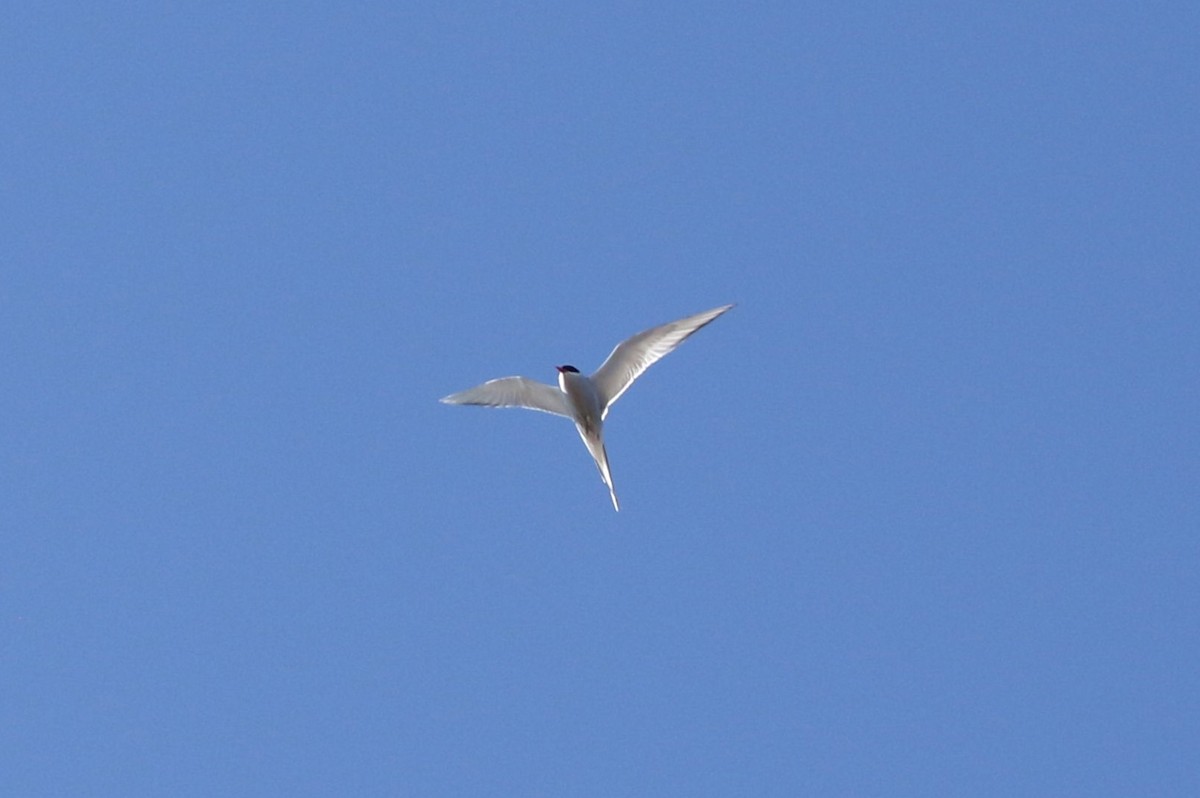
440;304;733;511
556;365;617;509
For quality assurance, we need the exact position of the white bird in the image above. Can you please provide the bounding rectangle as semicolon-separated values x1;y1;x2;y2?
440;304;734;511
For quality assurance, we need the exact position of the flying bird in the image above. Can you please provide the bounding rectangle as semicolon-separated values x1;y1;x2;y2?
440;304;734;511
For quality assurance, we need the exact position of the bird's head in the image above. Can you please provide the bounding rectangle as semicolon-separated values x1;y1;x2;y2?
556;364;579;391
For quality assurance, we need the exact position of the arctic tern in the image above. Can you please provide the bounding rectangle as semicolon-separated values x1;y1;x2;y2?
440;304;734;511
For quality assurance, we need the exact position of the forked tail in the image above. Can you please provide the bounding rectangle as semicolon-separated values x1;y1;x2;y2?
581;431;620;512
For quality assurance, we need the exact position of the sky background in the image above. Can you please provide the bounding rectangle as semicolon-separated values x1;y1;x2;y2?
3;3;1198;795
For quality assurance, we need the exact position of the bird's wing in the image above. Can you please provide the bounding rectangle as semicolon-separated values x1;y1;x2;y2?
590;304;734;417
440;377;571;418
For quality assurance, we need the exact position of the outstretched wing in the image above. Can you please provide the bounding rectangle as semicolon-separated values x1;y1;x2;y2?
590;304;733;417
440;376;571;418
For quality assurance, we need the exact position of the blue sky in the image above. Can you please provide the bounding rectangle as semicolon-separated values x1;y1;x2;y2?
3;3;1198;795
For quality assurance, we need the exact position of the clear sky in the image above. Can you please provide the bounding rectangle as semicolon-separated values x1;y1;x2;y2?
3;3;1198;795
